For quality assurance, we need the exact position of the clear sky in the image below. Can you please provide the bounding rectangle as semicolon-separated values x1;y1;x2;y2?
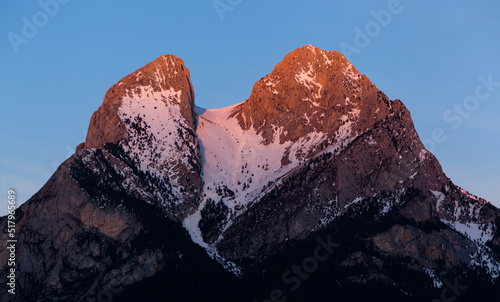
1;0;499;216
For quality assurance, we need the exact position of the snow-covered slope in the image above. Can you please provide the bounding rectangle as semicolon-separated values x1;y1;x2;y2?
185;104;329;244
117;85;199;211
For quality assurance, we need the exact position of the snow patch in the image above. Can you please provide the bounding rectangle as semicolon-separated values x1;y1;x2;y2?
442;219;494;244
470;245;500;279
423;268;443;288
431;190;445;210
295;63;323;99
343;62;360;81
366;135;378;146
183;212;243;276
419;149;428;162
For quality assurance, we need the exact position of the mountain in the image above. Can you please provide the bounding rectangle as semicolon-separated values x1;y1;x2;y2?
1;45;500;302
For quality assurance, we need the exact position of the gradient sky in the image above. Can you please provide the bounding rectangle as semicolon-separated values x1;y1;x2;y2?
1;1;499;216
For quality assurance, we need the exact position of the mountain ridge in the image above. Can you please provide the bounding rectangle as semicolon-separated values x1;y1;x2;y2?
1;45;500;301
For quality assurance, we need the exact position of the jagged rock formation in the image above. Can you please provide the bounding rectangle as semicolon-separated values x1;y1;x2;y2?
77;55;196;152
1;45;500;302
79;55;202;221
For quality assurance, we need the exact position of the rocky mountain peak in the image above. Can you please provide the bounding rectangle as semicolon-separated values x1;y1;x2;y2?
77;54;195;152
272;44;356;79
230;45;401;152
75;54;203;221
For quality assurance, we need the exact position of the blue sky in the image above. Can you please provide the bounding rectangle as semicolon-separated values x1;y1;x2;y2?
1;0;499;215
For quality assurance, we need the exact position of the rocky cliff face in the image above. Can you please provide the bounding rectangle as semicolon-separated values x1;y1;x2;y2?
78;55;202;221
0;151;241;301
77;55;196;152
1;45;500;301
232;45;390;146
